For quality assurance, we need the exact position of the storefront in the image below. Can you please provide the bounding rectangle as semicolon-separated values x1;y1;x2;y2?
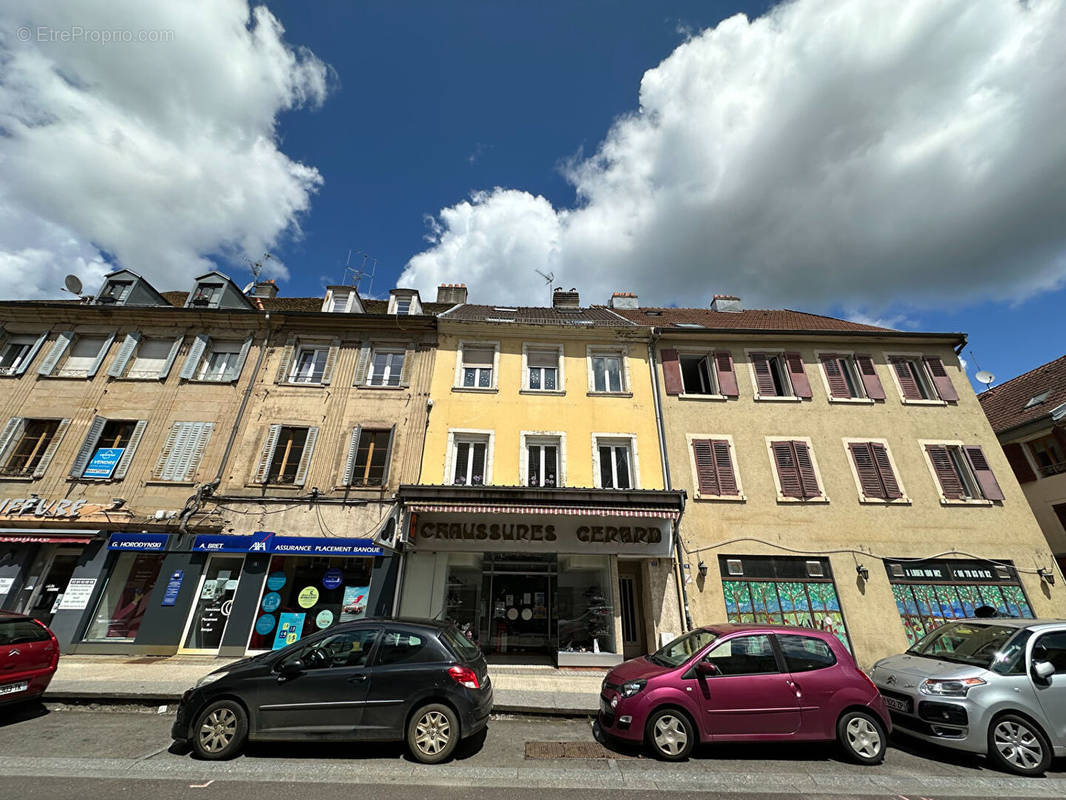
0;529;101;631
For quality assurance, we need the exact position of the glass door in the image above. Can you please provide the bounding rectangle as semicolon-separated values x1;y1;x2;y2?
20;546;81;626
179;555;245;653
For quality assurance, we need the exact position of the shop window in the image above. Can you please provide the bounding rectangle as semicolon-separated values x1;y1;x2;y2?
680;354;717;395
525;436;560;487
343;427;393;487
248;555;374;651
367;348;405;387
451;434;489;486
0;418;69;478
589;349;625;393
923;443;1004;502
69;417;147;480
886;558;1033;646
525;348;560;391
181;555;244;652
253;425;318;486
84;552;164;641
557;554;615;657
596;438;634;489
458;344;495;389
719;555;850;650
1028;434;1066;478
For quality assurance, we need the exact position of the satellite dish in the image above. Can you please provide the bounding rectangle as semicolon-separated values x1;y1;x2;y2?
64;274;83;295
976;370;995;387
241;281;255;295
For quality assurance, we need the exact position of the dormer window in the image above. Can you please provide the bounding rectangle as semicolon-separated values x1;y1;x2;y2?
388;290;421;315
395;296;411;315
321;286;364;314
191;283;223;308
328;290;351;312
99;281;133;304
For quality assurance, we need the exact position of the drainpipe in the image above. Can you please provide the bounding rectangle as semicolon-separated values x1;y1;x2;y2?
647;331;693;632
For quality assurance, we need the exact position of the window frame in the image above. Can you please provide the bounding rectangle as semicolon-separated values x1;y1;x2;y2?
0;333;45;377
700;633;785;677
521;342;565;394
746;349;800;402
288;344;331;385
678;351;720;397
446;429;494;486
1026;433;1066;479
195;339;244;382
190;283;223;308
342;426;394;488
918;439;999;505
0;418;70;479
841;437;909;504
686;433;745;501
592;434;639;490
520;431;565;488
121;335;180;380
815;350;873;403
55;333;113;379
586;345;630;395
366;347;406;388
453;341;499;391
885;352;946;405
69;416;147;481
765;436;828;503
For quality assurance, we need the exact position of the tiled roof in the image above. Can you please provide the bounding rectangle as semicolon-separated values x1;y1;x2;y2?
155;292;454;315
608;307;894;332
978;354;1066;434
442;304;636;327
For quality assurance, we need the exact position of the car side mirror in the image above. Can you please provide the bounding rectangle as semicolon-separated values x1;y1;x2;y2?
279;658;305;677
696;661;720;677
1033;660;1055;681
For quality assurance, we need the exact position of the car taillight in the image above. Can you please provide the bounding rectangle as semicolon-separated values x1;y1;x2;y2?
448;665;480;690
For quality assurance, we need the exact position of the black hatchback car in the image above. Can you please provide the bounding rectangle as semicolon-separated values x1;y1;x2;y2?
172;618;492;763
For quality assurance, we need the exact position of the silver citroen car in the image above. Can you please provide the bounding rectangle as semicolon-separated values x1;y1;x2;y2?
870;619;1065;776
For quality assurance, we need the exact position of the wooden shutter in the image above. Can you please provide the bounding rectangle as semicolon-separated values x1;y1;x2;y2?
0;417;25;467
785;352;811;398
275;336;297;383
712;439;738;495
69;416;107;477
253;425;282;484
154;422;185;480
870;443;903;499
293;426;319;486
772;441;803;498
691;439;720;495
849;443;885;499
964;445;1004;501
112;420;147;479
38;331;73;376
793;441;821;497
661;349;683;395
1002;442;1036;484
714;351;738;397
925;444;965;499
13;331;48;375
159;336;183;379
379;426;396;487
353;342;372;385
179;334;210;380
320;338;341;385
398;347;413;388
86;332;116;378
224;335;252;382
154;422;214;481
107;332;141;378
923;356;958;402
32;418;70;478
751;353;777;396
890;357;922;400
855;355;885;400
341;426;362;485
820;354;850;399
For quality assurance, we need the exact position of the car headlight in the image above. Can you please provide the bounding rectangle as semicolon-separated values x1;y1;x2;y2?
195;672;228;689
620;679;646;698
919;677;986;697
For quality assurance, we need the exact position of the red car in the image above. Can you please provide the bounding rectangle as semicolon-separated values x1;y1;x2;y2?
598;624;890;763
0;612;60;707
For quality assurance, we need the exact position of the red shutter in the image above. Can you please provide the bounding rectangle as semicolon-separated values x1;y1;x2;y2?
772;441;803;498
714;351;738;397
964;445;1005;501
785;352;812;398
751;353;777;396
925;444;965;499
820;354;850;399
712;439;739;495
849;442;885;498
891;357;922;400
792;441;821;497
691;439;720;495
661;348;683;395
870;443;903;499
1002;442;1036;484
924;356;958;402
855;355;885;400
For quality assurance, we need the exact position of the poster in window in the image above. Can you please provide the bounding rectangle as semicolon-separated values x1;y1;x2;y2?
340;585;370;622
272;612;305;649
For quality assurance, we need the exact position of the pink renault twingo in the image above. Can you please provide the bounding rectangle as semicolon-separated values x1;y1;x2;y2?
598;624;890;762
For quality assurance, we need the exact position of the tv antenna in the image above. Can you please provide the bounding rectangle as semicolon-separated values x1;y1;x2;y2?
344;249;377;296
534;268;555;305
968;349;995;389
242;253;272;294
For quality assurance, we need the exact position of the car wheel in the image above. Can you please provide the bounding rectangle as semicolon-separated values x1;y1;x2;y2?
987;714;1052;776
837;710;886;765
192;699;248;761
407;703;459;764
645;708;696;761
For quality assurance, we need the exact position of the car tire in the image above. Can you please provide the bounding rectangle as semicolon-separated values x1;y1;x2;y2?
191;699;248;761
986;713;1052;777
407;703;459;764
837;709;886;765
645;707;696;761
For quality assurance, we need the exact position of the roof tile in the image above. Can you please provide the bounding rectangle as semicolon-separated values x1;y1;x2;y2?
608;306;894;332
978;354;1066;434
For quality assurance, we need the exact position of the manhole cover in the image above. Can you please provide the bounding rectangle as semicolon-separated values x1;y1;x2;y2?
525;741;615;759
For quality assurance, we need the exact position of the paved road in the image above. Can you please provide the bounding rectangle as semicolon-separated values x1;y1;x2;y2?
0;702;1063;798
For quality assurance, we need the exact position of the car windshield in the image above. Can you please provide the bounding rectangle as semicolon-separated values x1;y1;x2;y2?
647;629;718;667
907;622;1021;670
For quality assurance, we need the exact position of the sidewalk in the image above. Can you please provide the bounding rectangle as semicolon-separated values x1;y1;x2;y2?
45;655;604;715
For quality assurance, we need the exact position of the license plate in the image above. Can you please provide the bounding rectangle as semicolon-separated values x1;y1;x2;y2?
882;695;909;713
0;681;29;696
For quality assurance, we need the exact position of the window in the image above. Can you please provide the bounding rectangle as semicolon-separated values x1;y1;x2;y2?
845;440;904;501
750;352;811;399
290;345;329;384
297;628;381;669
777;634;836;672
254;425;318;485
702;634;779;676
394;297;412;315
197;340;242;381
0;618;51;645
376;630;442;666
343;428;393;486
459;345;495;388
596;438;634;489
924;443;1004;502
525;436;560;487
180;335;250;382
69;417;146;480
662;349;738;398
153;422;214;482
819;354;865;399
0;419;68;478
121;337;174;379
58;335;109;378
0;334;44;376
768;439;823;500
689;437;741;498
99;280;133;303
367;348;405;387
680;354;716;395
1033;632;1066;673
190;283;223;307
525;347;560;391
1028;434;1066;478
452;434;489;485
590;350;625;393
83;552;164;641
888;355;958;402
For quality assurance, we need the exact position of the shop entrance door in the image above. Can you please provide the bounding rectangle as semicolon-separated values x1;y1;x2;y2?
180;555;245;654
618;561;646;659
20;546;81;627
481;554;555;659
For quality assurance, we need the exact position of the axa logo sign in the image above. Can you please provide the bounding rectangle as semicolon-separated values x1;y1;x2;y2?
251;530;274;552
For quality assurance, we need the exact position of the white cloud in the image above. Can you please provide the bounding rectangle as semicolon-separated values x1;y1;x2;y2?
0;0;328;299
401;0;1066;313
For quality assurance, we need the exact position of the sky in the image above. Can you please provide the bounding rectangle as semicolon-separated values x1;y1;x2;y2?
1;0;1065;392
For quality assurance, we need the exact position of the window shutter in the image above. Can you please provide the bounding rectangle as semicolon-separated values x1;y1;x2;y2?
398;347;413;388
854;355;885;400
341;426;362;485
156;422;214;481
691;440;719;495
183;422;214;481
890;357;922;400
1003;442;1036;484
784;352;812;398
820;354;850;399
711;439;738;495
751;353;777;396
180;334;210;380
293;426;318;486
32;418;70;478
154;422;185;480
925;444;965;499
0;417;26;467
353;342;372;385
964;445;1004;501
320;338;341;385
379;426;396;487
849;442;884;499
793;441;821;497
275;336;297;383
159;336;183;379
772;441;803;498
107;332;141;378
714;351;738;397
253;425;282;484
660;349;683;395
923;356;958;402
14;331;48;375
86;332;115;378
112;419;147;480
69;416;107;477
38;331;73;376
224;335;252;382
870;443;902;499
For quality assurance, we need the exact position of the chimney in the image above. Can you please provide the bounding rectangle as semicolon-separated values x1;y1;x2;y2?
609;291;638;310
436;283;468;305
253;279;279;299
710;294;742;312
552;287;580;309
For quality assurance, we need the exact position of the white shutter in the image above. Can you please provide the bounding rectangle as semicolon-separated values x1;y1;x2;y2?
158;336;184;379
399;347;414;388
155;421;214;481
0;417;25;468
275;336;297;383
320;338;341;385
379;426;396;487
353;342;372;385
69;416;107;477
112;419;147;479
341;426;362;485
32;418;71;478
224;335;252;382
179;334;210;380
153;422;185;480
15;332;48;375
38;331;73;376
293;426;319;486
108;332;141;378
253;425;282;484
86;331;116;378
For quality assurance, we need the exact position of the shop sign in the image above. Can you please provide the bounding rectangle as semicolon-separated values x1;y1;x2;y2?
0;497;89;518
889;559;1015;584
108;533;170;551
270;536;384;557
56;577;96;611
161;570;184;607
192;532;274;553
0;577;14;597
83;448;124;479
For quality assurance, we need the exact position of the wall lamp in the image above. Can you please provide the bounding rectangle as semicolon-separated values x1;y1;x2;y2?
856;563;870;582
1038;567;1056;586
697;560;708;579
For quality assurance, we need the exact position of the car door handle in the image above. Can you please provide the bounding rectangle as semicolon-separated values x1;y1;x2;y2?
348;674;368;683
786;679;802;698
